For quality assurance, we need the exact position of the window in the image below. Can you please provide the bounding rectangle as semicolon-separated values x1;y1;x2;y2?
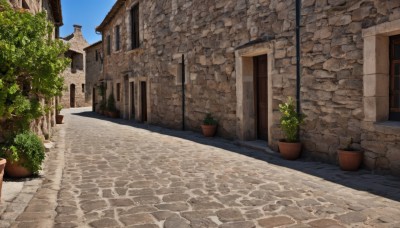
390;35;400;121
131;4;140;49
95;50;98;61
115;25;120;51
116;83;121;101
107;35;111;55
82;84;85;93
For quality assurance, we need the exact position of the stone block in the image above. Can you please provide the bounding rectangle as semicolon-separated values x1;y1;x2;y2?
363;35;389;75
363;74;389;97
363;97;389;122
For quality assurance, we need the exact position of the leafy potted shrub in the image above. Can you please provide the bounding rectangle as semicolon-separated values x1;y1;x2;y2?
107;93;119;118
278;97;306;160
56;104;63;124
201;113;218;137
99;99;107;115
338;138;363;171
0;157;6;200
2;131;45;178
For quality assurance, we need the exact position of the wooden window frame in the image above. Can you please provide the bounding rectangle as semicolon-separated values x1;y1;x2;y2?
115;25;120;51
131;4;140;50
82;84;85;93
389;35;400;121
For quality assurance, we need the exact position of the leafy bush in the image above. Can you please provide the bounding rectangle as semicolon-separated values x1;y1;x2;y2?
279;97;306;143
203;113;218;125
56;104;63;114
107;93;117;112
0;0;70;131
2;131;45;174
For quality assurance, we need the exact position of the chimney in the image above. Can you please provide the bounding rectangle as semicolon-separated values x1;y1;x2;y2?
73;24;82;34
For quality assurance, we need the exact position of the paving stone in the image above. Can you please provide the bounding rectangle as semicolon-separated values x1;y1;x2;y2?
162;194;190;202
80;200;107;212
335;211;368;224
219;221;256;228
151;211;176;221
109;198;134;207
89;218;119;228
119;213;155;226
154;203;189;211
258;216;296;227
215;208;244;222
164;215;190;228
307;218;344;227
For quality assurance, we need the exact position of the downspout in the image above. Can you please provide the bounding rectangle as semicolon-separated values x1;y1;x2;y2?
296;0;301;139
182;54;186;131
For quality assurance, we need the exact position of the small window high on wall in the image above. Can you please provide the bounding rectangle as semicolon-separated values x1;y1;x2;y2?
390;35;400;121
115;25;120;51
107;35;111;55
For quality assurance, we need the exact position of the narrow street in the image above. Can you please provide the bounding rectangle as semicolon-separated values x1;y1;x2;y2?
8;108;400;227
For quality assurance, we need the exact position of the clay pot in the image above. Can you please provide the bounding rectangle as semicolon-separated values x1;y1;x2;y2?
278;141;302;160
338;150;363;171
5;159;32;178
56;114;64;124
0;158;6;200
201;124;217;137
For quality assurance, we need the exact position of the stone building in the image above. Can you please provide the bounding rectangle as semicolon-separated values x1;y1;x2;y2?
60;25;90;108
93;0;400;175
3;0;63;140
84;41;103;112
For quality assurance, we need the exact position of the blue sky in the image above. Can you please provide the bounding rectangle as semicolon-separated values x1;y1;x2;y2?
60;0;116;44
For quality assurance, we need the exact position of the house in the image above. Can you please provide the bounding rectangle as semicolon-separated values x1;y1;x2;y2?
84;41;103;112
91;0;400;175
60;25;90;108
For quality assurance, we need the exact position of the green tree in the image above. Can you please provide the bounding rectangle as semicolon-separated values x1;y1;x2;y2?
0;0;70;131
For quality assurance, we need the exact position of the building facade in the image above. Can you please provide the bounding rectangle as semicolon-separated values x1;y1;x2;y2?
84;41;103;111
60;25;90;108
93;0;400;175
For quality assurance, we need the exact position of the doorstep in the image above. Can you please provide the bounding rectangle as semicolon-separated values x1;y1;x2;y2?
235;140;279;157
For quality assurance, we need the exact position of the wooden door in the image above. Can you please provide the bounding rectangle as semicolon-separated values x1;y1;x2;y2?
70;84;76;108
254;55;268;140
92;87;96;112
141;81;147;122
130;82;135;120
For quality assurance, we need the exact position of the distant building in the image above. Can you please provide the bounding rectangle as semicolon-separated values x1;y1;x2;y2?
60;25;90;108
84;41;103;112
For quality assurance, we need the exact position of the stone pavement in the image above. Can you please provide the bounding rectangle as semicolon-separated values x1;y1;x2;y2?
5;107;400;227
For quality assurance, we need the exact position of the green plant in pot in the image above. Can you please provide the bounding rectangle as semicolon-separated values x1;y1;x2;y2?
201;113;218;137
99;99;107;115
278;97;306;160
338;138;363;171
2;131;45;178
107;93;119;118
56;104;63;124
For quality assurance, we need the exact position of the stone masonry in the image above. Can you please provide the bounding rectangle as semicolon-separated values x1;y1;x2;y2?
84;41;103;111
92;0;400;175
60;25;90;108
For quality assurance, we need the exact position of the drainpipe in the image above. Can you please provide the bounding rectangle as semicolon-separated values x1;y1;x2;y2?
182;54;186;131
296;0;301;139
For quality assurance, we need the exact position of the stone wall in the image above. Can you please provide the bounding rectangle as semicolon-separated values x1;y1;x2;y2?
96;0;400;175
60;25;90;108
84;41;103;110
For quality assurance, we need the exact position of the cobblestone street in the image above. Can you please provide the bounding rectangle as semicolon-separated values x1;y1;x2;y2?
5;108;400;227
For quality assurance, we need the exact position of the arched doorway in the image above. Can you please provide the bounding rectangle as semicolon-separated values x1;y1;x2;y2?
70;84;76;108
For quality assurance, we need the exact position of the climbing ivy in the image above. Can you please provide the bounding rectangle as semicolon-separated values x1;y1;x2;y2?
0;0;70;131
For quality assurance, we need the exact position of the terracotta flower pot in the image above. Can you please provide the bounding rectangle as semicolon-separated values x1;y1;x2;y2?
278;141;302;160
5;159;32;178
56;114;64;124
0;158;6;200
201;124;217;137
338;150;363;171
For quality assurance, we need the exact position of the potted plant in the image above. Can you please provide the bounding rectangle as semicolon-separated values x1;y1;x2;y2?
278;97;306;160
56;104;63;124
338;138;363;171
107;93;119;118
99;99;107;115
0;158;6;200
2;131;45;178
201;113;218;137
